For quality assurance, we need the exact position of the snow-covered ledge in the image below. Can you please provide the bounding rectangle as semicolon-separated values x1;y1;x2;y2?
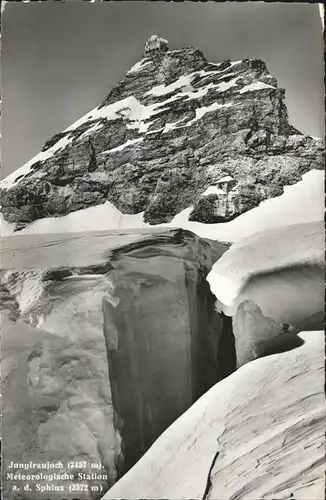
206;220;325;325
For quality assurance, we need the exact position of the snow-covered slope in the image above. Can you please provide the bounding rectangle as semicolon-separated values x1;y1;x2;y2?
206;220;325;327
102;330;325;500
0;202;149;237
171;169;324;242
1;169;323;243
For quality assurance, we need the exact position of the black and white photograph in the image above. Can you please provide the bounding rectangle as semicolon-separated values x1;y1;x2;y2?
0;1;325;499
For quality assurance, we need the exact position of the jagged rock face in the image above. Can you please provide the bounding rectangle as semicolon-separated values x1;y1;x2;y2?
1;228;232;495
0;44;324;229
102;230;233;473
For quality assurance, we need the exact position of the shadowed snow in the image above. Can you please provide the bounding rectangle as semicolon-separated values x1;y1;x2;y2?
102;330;325;500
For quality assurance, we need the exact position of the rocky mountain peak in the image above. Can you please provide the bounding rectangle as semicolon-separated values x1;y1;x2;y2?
0;38;324;232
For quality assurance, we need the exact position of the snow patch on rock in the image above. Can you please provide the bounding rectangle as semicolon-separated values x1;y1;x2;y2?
239;81;276;93
202;186;226;196
0;134;74;190
210;60;243;71
145;74;195;96
99;138;143;157
146;72;239;101
184;102;234;127
78;121;103;140
127;59;153;74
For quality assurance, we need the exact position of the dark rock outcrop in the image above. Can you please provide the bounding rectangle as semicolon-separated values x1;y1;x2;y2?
1;38;324;230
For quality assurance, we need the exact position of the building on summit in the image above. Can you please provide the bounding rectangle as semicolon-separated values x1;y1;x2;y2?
144;35;169;58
